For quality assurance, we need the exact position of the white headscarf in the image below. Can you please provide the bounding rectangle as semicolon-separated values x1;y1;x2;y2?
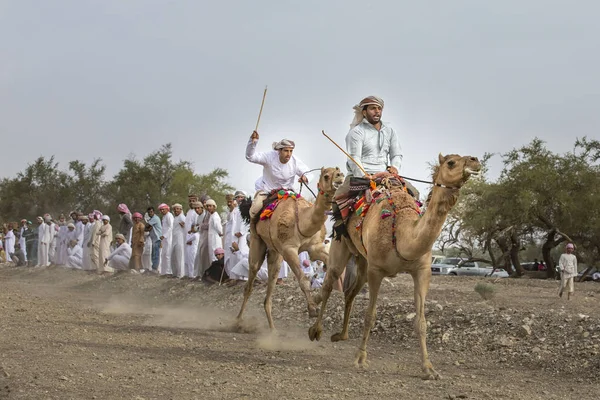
350;96;384;128
272;139;295;150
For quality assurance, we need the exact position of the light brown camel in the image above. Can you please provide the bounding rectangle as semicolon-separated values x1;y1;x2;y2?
308;154;481;380
236;167;345;330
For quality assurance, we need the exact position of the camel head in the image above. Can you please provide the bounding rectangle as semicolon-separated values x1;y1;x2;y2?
317;167;345;195
434;154;482;188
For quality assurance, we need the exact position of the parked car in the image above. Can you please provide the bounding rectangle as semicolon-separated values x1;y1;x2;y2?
447;261;509;278
577;267;600;282
431;257;462;275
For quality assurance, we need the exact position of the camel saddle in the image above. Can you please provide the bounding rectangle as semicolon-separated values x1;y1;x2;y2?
331;172;418;240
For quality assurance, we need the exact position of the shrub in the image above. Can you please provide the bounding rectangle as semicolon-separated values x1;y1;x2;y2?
474;282;496;300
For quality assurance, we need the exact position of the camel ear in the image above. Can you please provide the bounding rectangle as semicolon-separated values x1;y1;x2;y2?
438;153;445;165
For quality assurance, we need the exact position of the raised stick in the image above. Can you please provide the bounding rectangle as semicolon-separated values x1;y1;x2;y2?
322;130;368;176
255;86;268;131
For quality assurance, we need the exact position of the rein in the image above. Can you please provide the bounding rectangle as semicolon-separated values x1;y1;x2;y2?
298;168;321;199
399;174;459;190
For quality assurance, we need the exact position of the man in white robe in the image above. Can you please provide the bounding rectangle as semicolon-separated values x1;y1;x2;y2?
158;203;174;276
36;216;50;267
4;224;15;262
245;133;310;218
170;203;186;278
223;193;238;278
81;215;93;270
55;215;69;266
18;219;28;263
195;199;222;278
87;211;102;271
66;239;83;269
106;233;132;271
44;215;57;264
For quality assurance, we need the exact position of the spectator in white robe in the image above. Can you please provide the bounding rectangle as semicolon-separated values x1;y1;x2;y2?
66;239;83;269
36;216;51;267
230;234;252;283
4;224;15;262
301;258;314;278
97;215;113;274
142;230;152;272
66;223;78;245
558;243;578;300
195;199;222;278
311;264;327;289
81;215;93;270
74;212;85;245
170;203;186;278
186;201;203;278
87;211;102;271
106;234;132;271
54;215;68;265
44;215;57;264
184;197;199;274
158;203;174;276
245;133;310;218
18;219;28;263
223;194;239;278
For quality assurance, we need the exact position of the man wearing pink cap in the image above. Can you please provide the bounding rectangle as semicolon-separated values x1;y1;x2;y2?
558;243;578;300
203;247;226;284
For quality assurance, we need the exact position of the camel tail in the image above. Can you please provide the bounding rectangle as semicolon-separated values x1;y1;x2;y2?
238;197;253;225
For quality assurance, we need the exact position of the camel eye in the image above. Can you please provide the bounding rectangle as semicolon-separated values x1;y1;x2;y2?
447;160;456;168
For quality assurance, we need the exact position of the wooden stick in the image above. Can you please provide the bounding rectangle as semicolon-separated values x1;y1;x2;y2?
322;130;368;176
255;86;268;131
219;261;227;286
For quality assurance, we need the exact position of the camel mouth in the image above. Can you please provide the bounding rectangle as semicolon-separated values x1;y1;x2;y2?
465;168;481;176
333;181;342;190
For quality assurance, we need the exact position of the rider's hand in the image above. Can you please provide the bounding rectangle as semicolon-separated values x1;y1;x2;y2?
251;130;259;143
298;175;308;184
386;166;398;175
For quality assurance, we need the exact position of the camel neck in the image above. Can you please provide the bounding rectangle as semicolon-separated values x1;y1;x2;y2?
397;186;459;260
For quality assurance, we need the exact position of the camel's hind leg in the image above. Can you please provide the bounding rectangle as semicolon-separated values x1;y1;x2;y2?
331;255;368;342
263;250;283;331
282;247;318;317
308;239;351;341
412;267;441;380
354;268;384;369
236;234;267;326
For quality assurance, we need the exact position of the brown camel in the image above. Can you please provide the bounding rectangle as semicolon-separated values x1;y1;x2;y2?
308;154;481;380
236;167;345;330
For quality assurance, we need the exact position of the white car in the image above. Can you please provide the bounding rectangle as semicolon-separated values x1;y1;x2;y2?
448;261;509;278
431;257;462;275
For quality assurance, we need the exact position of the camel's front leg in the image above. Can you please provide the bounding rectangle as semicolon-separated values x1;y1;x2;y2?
412;267;441;380
354;269;384;369
282;247;318;317
308;240;350;341
263;250;283;331
332;255;367;342
236;235;267;328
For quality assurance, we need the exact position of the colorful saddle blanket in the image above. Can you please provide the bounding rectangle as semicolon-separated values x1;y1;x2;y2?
259;189;301;220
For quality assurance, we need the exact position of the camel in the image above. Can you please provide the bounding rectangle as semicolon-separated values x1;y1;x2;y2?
308;154;481;380
236;167;345;330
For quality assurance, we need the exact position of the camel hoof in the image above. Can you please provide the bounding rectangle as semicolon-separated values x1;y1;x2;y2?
330;332;348;342
308;307;320;318
422;368;441;380
353;350;369;369
308;324;322;341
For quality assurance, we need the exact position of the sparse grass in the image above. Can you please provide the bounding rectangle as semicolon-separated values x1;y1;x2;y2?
474;282;496;300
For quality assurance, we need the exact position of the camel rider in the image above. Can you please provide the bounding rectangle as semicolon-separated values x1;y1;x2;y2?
344;95;419;199
346;95;402;178
245;131;310;218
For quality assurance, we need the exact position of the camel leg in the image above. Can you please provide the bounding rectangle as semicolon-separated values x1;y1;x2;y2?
282;247;318;317
264;250;283;331
308;239;351;341
306;243;329;267
331;255;368;342
236;234;267;326
412;267;441;380
354;268;384;369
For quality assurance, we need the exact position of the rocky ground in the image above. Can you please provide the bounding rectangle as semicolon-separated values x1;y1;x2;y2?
0;264;599;400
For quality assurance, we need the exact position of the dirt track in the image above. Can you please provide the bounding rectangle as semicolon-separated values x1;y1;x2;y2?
1;264;599;400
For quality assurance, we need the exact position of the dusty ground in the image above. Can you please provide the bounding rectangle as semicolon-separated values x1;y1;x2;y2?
1;264;599;400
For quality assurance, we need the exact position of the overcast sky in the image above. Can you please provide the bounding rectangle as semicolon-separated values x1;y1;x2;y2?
2;0;599;197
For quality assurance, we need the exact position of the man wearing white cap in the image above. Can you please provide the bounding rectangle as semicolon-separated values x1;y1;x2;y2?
106;233;132;271
245;131;310;218
158;203;174;276
97;215;113;274
195;199;222;277
558;243;578;300
66;239;83;269
35;216;51;267
170;203;186;278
